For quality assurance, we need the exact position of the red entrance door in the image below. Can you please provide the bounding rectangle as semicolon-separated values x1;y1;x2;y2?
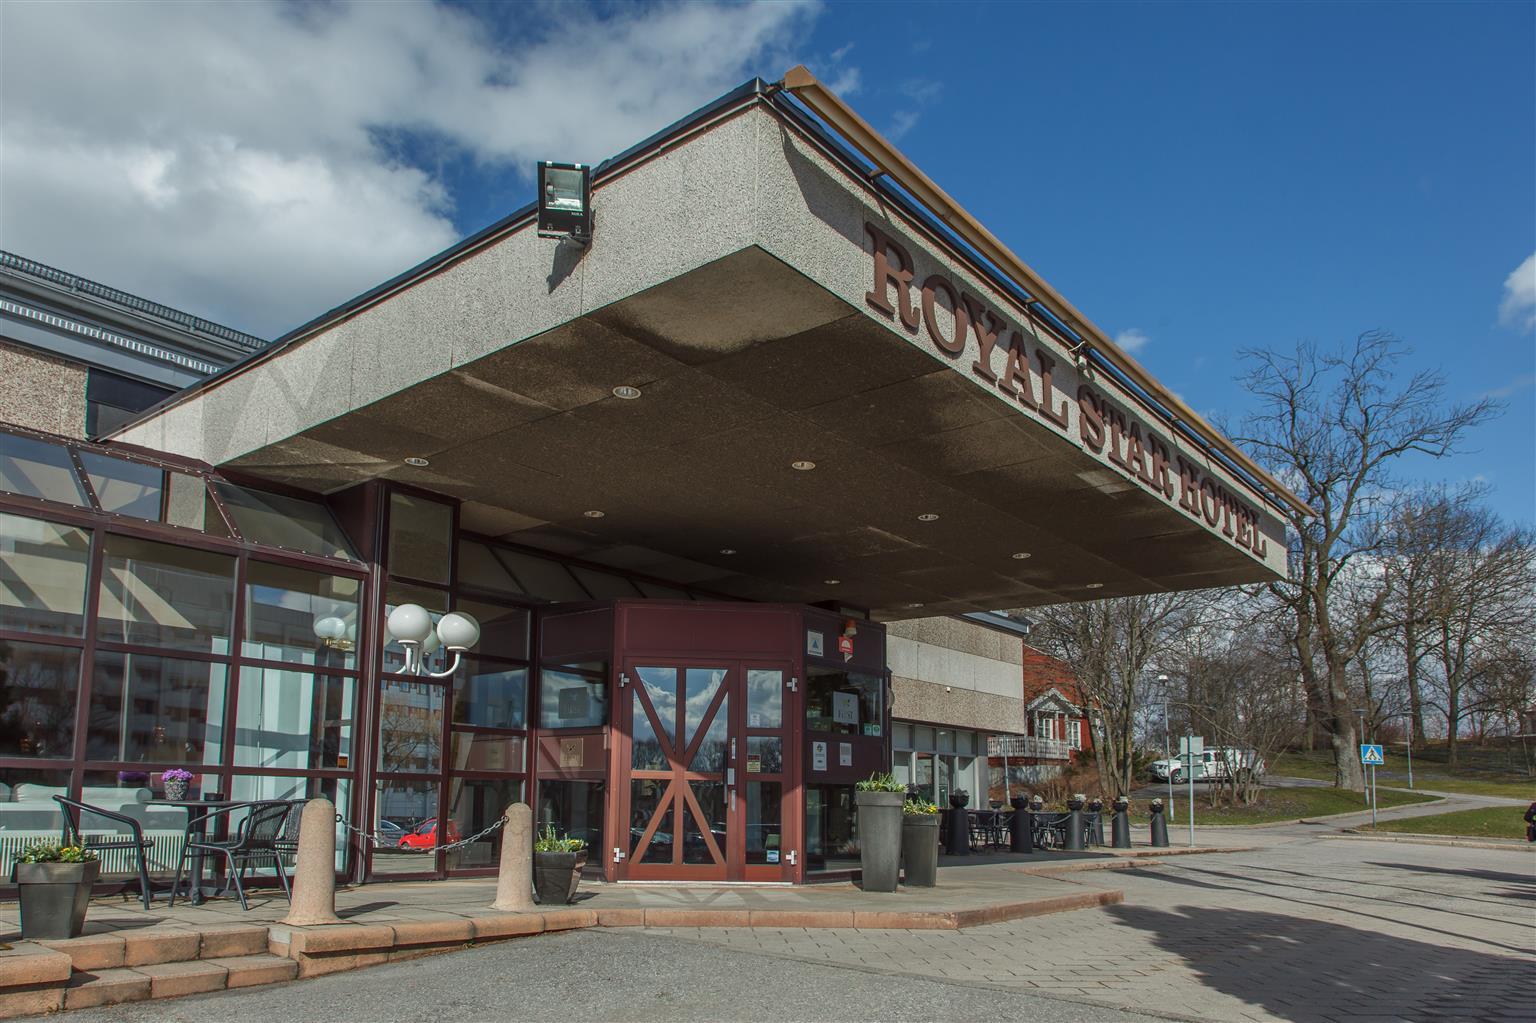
615;659;793;881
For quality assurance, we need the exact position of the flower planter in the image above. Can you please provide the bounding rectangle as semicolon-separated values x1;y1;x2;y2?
532;850;587;905
854;790;904;892
900;814;939;887
15;861;99;940
163;779;189;801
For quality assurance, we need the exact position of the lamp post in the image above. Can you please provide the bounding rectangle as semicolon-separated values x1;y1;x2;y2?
1157;675;1174;824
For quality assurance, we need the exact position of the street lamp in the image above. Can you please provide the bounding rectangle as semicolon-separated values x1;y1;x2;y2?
1157;674;1174;824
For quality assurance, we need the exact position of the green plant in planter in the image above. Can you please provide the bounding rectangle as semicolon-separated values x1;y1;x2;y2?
17;842;97;864
855;772;905;792
534;824;586;853
902;799;939;816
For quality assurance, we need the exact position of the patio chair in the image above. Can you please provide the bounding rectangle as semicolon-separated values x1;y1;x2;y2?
170;800;292;910
273;799;305;865
53;795;155;909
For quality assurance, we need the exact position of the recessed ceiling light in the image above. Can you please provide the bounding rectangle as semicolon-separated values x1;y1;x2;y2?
917;513;939;522
791;460;816;471
1085;582;1104;589
907;602;924;608
612;385;642;400
824;579;840;585
583;510;605;519
719;548;736;555
404;457;429;467
1011;552;1032;560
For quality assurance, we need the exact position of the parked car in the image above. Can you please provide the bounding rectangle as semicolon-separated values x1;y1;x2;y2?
397;819;461;850
1149;747;1265;783
377;820;405;845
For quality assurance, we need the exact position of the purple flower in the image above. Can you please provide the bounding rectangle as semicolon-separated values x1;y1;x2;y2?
162;769;195;783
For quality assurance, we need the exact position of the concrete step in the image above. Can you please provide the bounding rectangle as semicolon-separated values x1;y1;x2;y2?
61;953;299;1012
39;922;269;970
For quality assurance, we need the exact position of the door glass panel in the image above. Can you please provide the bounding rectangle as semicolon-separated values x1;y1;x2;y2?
746;736;782;775
747;782;783;865
373;779;438;875
630;779;671;863
683;667;726;748
683;782;725;864
631;688;667;771
635;666;676;744
445;777;522;869
689;693;728;772
745;669;781;729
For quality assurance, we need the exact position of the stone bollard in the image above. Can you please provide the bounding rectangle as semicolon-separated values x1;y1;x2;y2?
1149;799;1170;848
1112;797;1132;849
492;803;535;912
1009;795;1033;854
279;798;342;926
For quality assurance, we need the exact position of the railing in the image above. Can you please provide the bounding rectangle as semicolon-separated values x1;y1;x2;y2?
0;830;187;877
0;249;267;352
988;735;1072;760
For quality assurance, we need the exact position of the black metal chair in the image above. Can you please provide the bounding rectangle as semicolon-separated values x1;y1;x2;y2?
54;795;155;909
273;799;305;866
170;800;292;910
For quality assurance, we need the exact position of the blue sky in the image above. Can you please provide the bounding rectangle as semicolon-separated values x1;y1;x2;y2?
4;1;1531;522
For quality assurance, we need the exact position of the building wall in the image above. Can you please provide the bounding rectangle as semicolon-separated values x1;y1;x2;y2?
0;339;86;438
886;616;1025;734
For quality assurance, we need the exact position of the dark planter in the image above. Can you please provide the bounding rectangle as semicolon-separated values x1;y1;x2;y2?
948;791;970;809
900;814;939;887
15;861;99;940
532;850;588;905
164;778;189;801
854;790;904;892
1066;797;1085;812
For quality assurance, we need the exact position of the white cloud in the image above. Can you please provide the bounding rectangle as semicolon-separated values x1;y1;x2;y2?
885;77;941;141
1499;252;1536;332
1115;328;1152;354
0;1;821;338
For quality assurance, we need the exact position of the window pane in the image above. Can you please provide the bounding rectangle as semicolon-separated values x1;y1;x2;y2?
536;780;604;858
568;566;641;599
230;775;350;872
448;731;524;772
805;667;883;737
454;600;529;662
88;652;226;765
215;482;356;560
457;541;523;596
0;640;80;758
452;662;526;730
244;561;360;668
97;535;235;653
747;736;783;774
0;433;86;506
79;451;164;519
446;777;523;869
746;781;783;865
746;668;782;729
539;667;606;728
235;666;355;771
164;473;231;536
0;512;90;636
373;778;438;875
497;550;588;602
378;680;443;773
388;493;452;583
0;768;74;875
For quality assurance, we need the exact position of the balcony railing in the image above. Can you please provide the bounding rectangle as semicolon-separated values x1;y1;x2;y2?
988;735;1071;760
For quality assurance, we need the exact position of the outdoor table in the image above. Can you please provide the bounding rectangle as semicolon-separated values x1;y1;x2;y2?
147;798;242;905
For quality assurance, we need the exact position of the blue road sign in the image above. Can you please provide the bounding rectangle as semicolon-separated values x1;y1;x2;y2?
1360;744;1384;765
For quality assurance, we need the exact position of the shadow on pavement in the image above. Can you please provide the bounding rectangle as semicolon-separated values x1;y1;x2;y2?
1364;861;1536;889
1104;902;1528;1022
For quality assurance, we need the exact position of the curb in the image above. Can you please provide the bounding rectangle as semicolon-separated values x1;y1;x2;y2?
1320;833;1534;852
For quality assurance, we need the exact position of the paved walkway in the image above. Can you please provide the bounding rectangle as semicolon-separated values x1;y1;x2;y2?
643;829;1535;1023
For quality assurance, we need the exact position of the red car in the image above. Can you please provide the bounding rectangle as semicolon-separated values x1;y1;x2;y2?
397;819;461;850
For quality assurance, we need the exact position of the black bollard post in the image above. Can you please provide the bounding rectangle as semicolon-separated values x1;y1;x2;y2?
1149;798;1169;848
1009;795;1032;854
1064;798;1085;851
1112;796;1132;849
1088;799;1105;846
945;804;970;856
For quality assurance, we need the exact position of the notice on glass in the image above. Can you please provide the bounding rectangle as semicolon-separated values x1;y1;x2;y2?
832;690;859;726
560;738;584;769
838;742;852;767
812;741;828;772
806;630;825;657
746;754;762;774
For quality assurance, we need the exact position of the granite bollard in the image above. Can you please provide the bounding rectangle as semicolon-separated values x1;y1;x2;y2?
491;802;535;912
279;798;342;926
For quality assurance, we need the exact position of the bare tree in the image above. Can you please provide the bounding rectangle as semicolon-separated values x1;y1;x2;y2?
1023;593;1196;797
1234;331;1499;790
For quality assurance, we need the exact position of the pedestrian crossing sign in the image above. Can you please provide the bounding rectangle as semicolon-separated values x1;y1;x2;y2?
1360;744;1384;765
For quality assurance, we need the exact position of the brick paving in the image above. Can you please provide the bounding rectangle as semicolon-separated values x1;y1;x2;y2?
643;832;1536;1023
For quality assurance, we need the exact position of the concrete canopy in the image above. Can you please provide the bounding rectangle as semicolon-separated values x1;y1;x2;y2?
112;82;1289;620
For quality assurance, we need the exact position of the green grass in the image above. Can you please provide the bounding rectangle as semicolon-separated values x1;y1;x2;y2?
1359;806;1530;841
1272;749;1536;800
1131;785;1437;826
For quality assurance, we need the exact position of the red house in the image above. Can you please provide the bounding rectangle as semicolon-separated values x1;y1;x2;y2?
988;645;1094;797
